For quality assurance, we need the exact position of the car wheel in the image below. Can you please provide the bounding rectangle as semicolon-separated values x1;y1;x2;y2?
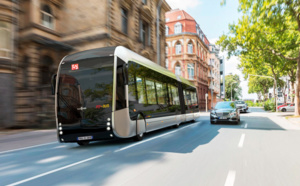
210;120;216;124
77;141;90;146
281;108;286;112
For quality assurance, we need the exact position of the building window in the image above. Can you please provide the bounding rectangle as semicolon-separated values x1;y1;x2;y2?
188;42;193;54
140;20;150;46
0;21;12;58
175;43;181;54
175;64;181;76
165;26;169;35
121;8;128;34
187;64;194;80
177;15;181;19
166;18;169;22
142;0;147;5
174;22;182;34
41;4;54;29
166;46;168;56
165;58;169;69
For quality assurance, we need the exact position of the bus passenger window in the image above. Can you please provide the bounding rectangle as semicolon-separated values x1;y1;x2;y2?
145;79;156;104
136;77;147;104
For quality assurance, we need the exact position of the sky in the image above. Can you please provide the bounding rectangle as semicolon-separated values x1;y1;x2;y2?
166;0;257;100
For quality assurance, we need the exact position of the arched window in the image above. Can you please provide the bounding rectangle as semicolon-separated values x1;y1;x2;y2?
188;42;193;54
174;22;182;34
165;26;169;35
175;63;181;76
187;64;194;80
41;4;54;29
175;42;181;54
0;21;12;58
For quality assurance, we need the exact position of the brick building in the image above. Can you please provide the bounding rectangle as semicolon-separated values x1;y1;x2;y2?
165;9;210;110
0;0;171;128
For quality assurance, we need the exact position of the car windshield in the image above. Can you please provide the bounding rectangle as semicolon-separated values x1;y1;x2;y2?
215;102;235;109
235;101;245;104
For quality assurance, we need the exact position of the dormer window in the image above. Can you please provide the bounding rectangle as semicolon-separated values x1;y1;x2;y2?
174;22;182;34
177;15;181;19
41;4;54;29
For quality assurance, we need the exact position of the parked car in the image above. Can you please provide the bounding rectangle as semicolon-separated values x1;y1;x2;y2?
235;100;248;113
280;103;295;112
210;101;240;124
277;103;291;110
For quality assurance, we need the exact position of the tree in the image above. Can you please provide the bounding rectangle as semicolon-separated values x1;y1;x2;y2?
248;76;274;100
218;0;300;115
225;74;242;100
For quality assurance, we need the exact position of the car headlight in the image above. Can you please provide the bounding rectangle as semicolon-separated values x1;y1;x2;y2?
230;111;236;116
211;111;216;116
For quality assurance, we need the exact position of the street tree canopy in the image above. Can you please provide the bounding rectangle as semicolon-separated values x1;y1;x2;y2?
218;0;300;115
225;74;242;100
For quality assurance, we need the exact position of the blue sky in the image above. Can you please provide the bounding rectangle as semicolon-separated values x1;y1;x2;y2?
166;0;257;100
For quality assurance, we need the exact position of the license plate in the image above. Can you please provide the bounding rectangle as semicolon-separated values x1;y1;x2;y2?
219;117;227;119
77;136;93;141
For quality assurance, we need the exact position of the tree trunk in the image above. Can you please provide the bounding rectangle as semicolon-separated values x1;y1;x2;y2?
291;81;295;103
295;57;300;116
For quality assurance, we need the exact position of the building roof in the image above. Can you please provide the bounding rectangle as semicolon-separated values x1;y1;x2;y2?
166;9;195;22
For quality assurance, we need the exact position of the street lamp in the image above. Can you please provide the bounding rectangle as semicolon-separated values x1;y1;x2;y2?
248;74;278;112
231;81;238;101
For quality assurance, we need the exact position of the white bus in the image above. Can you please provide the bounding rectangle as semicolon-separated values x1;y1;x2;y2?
52;46;200;145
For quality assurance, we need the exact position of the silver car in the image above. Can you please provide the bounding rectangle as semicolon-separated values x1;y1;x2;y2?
280;103;295;112
235;100;248;113
210;101;240;124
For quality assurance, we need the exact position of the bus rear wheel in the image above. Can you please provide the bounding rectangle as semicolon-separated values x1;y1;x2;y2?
77;141;90;146
134;133;144;141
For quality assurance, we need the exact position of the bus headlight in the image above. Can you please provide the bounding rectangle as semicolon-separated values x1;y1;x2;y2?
107;127;111;131
59;131;63;135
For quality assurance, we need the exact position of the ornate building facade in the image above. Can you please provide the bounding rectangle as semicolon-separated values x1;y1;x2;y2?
0;0;171;128
208;44;221;108
165;9;210;110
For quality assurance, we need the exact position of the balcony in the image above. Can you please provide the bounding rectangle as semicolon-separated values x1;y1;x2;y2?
208;73;215;79
208;61;214;68
209;82;214;90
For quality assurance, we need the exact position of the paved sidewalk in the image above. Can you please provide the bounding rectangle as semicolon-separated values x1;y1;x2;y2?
0;129;57;152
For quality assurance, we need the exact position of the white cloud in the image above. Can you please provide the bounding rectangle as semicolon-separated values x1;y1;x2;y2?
166;0;202;10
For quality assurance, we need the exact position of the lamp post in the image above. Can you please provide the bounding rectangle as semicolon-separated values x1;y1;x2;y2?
248;74;278;112
231;82;238;101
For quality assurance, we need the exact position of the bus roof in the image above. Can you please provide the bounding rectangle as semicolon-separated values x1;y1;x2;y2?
60;46;195;88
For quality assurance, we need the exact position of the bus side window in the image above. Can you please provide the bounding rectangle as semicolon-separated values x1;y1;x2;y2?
116;58;127;110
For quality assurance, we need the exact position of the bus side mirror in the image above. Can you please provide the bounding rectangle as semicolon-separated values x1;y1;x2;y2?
51;74;57;95
123;64;128;85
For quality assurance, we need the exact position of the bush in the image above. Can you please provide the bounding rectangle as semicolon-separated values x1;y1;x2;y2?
263;99;275;111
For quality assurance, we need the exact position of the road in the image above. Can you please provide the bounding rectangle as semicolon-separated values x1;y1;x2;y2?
1;107;300;186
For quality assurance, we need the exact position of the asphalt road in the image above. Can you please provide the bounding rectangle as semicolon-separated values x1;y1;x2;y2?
1;107;300;186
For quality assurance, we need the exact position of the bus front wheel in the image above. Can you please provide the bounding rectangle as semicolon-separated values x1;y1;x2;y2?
134;133;144;141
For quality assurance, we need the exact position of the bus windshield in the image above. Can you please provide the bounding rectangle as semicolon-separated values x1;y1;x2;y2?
57;56;114;125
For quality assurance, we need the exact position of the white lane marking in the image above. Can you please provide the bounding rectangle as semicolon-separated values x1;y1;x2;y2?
37;156;66;164
7;154;104;186
244;124;248;128
115;125;193;152
0;142;57;155
224;170;236;186
238;134;245;148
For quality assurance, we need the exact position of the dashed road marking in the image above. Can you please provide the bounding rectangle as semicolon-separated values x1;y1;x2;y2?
224;170;236;186
244;123;248;128
238;133;245;148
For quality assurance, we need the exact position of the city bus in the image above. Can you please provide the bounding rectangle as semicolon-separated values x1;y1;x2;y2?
51;46;200;145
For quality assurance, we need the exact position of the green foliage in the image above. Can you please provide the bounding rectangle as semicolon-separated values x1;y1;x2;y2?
248;76;274;100
225;74;242;100
263;99;275;112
